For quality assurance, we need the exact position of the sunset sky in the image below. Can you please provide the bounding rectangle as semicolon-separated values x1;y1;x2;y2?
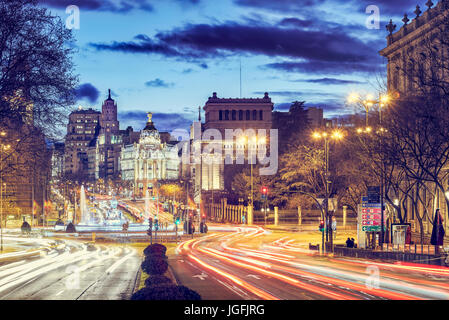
40;0;425;132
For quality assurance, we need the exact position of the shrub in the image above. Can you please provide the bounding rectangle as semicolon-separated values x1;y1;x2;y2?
144;275;172;287
141;257;168;275
143;244;167;257
131;285;202;300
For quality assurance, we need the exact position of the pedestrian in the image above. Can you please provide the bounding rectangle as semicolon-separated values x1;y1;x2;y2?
351;238;356;248
431;209;445;252
346;237;352;248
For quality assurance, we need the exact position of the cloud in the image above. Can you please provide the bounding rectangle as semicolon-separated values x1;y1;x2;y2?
264;60;382;75
274;103;292;111
74;83;100;103
118;110;194;132
291;78;367;85
234;0;420;16
39;0;154;12
90;21;382;75
145;78;174;88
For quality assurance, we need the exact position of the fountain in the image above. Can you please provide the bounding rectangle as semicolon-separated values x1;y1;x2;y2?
80;185;89;224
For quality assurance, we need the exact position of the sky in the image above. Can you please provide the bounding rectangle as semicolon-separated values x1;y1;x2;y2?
39;0;429;133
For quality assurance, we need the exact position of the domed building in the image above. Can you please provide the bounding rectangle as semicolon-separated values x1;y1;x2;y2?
119;112;179;197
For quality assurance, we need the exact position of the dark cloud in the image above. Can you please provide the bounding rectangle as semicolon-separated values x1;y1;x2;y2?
234;0;326;14
90;21;382;75
39;0;154;12
235;0;421;16
291;78;367;85
118;110;194;132
278;17;314;28
74;83;100;103
145;78;174;88
265;60;382;75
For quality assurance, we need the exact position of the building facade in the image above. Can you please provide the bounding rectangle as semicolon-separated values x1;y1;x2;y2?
63;107;101;179
379;0;449;95
379;0;449;241
94;90;122;180
120;112;179;197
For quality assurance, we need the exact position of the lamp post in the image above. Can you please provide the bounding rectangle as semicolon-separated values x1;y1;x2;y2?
0;139;11;252
238;135;266;211
312;129;343;252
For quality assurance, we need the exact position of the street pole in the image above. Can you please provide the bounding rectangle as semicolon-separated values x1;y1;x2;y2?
0;151;3;252
379;93;385;247
324;136;329;247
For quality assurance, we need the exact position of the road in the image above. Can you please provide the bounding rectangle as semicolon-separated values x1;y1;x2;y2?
172;225;449;300
0;235;141;300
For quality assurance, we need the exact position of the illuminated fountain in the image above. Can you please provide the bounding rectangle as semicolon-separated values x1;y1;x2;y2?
79;185;90;224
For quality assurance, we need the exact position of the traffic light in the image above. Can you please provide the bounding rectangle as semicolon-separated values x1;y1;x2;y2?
319;220;324;232
175;216;180;225
261;186;268;199
154;218;159;231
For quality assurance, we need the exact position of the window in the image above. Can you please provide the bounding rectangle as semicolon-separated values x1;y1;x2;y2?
225;110;230;120
239;110;243;120
219;110;223;120
259;110;263;120
232;110;236;120
252;110;257;120
246;110;250;120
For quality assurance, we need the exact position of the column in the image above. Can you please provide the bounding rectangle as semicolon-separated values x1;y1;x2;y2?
247;205;253;226
343;205;347;228
274;206;279;226
297;206;302;226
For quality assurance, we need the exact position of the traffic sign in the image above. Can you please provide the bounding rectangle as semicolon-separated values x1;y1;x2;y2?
362;203;381;208
362;226;381;232
362;214;381;220
362;208;381;214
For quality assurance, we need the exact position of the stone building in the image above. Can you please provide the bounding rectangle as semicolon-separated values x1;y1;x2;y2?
379;0;449;95
93;90;122;180
379;0;449;240
119;112;179;197
63;107;101;179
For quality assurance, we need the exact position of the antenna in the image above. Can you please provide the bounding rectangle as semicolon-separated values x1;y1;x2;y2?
239;57;242;98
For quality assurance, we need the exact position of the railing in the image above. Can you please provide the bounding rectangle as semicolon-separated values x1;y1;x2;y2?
379;243;437;255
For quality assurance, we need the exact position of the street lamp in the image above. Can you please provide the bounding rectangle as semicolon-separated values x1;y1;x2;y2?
312;129;343;252
0;142;11;252
347;92;390;127
238;135;266;211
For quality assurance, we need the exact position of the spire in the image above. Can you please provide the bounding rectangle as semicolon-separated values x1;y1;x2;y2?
106;89;113;101
386;19;396;35
143;111;157;131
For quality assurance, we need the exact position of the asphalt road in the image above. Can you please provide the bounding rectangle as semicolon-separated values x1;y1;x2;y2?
0;236;141;300
171;225;449;300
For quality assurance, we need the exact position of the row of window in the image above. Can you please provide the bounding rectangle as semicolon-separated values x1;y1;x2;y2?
219;110;263;121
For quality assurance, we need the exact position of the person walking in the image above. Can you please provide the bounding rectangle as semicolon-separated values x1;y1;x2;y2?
431;209;445;253
346;237;352;248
